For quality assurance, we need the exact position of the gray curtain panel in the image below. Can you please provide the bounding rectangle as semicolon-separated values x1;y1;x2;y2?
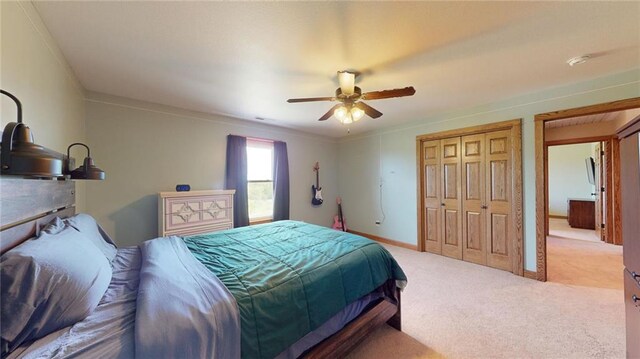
273;141;290;221
225;135;249;227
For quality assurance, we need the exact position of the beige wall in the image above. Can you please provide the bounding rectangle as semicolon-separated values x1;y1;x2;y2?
85;93;339;247
1;2;86;210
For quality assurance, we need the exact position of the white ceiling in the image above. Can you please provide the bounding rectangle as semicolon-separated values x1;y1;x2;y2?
34;1;640;138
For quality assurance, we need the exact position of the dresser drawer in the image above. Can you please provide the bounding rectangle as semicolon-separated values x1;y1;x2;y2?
164;195;232;232
159;190;235;237
165;222;233;237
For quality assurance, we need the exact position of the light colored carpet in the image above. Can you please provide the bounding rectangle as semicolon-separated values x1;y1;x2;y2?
348;245;625;359
549;218;599;242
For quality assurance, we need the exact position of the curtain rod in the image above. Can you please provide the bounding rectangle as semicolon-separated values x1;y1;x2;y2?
229;134;278;143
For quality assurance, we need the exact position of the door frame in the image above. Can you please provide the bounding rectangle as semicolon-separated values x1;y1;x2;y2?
416;118;524;276
534;97;640;281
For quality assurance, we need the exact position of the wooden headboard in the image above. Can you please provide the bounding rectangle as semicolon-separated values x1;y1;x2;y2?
0;178;76;253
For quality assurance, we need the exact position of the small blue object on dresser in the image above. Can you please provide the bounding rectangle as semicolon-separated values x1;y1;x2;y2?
175;184;191;192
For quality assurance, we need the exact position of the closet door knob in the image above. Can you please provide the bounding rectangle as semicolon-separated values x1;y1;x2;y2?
633;295;639;304
481;205;488;209
441;203;445;206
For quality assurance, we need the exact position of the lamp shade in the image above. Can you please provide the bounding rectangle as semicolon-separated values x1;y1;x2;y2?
1;121;64;178
66;143;105;180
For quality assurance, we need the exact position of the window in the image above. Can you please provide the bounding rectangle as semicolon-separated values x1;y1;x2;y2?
247;139;274;221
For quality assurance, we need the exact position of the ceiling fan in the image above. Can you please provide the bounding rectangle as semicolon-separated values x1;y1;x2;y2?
287;71;415;124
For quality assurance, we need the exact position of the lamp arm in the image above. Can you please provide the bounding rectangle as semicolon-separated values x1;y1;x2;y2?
1;90;24;170
67;142;91;160
0;90;22;123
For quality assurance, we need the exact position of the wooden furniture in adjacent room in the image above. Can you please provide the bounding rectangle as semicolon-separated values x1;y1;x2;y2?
566;198;595;229
617;115;640;358
417;119;523;274
158;190;235;237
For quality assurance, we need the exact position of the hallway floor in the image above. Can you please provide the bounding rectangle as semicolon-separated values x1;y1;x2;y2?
547;218;623;290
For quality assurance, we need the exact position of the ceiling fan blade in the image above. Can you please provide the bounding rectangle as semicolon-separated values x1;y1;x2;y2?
355;102;383;119
362;86;416;100
287;97;334;103
318;104;342;121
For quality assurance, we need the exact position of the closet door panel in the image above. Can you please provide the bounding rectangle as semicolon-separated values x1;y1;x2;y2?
441;137;463;259
490;160;508;201
444;210;459;246
443;164;458;199
462;134;486;265
485;130;512;271
423;140;442;254
490;213;509;255
466;211;482;250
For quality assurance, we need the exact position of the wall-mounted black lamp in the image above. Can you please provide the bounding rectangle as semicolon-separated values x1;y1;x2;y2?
66;143;105;180
1;90;64;177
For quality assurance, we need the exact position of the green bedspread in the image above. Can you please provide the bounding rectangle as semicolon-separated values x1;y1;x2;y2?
183;220;407;359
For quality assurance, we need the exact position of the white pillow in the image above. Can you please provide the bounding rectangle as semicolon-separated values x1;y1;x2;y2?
1;227;112;352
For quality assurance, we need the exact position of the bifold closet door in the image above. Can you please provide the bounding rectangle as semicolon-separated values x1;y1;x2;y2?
461;134;486;265
485;130;513;271
423;140;442;254
440;137;463;259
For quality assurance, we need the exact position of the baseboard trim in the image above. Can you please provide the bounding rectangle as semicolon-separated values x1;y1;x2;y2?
348;229;418;251
549;215;567;219
524;270;538;280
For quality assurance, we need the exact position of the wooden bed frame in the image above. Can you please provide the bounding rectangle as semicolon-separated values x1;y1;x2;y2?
0;177;402;358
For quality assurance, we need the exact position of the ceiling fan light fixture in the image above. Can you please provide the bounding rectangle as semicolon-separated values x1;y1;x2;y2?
334;105;348;120
341;115;353;125
338;71;355;96
351;107;364;122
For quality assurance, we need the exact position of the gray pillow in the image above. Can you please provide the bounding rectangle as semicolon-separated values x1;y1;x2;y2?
0;227;112;351
65;213;117;263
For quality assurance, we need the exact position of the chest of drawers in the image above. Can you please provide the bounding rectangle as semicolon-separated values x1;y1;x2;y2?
158;190;235;237
566;198;595;229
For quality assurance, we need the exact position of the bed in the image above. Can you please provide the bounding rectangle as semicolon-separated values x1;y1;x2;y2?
0;179;407;358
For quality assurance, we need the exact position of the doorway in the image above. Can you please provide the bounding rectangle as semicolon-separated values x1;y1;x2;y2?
534;98;640;281
546;140;623;289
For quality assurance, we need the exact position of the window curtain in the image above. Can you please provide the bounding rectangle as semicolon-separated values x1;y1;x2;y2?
225;135;249;227
273;141;290;221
